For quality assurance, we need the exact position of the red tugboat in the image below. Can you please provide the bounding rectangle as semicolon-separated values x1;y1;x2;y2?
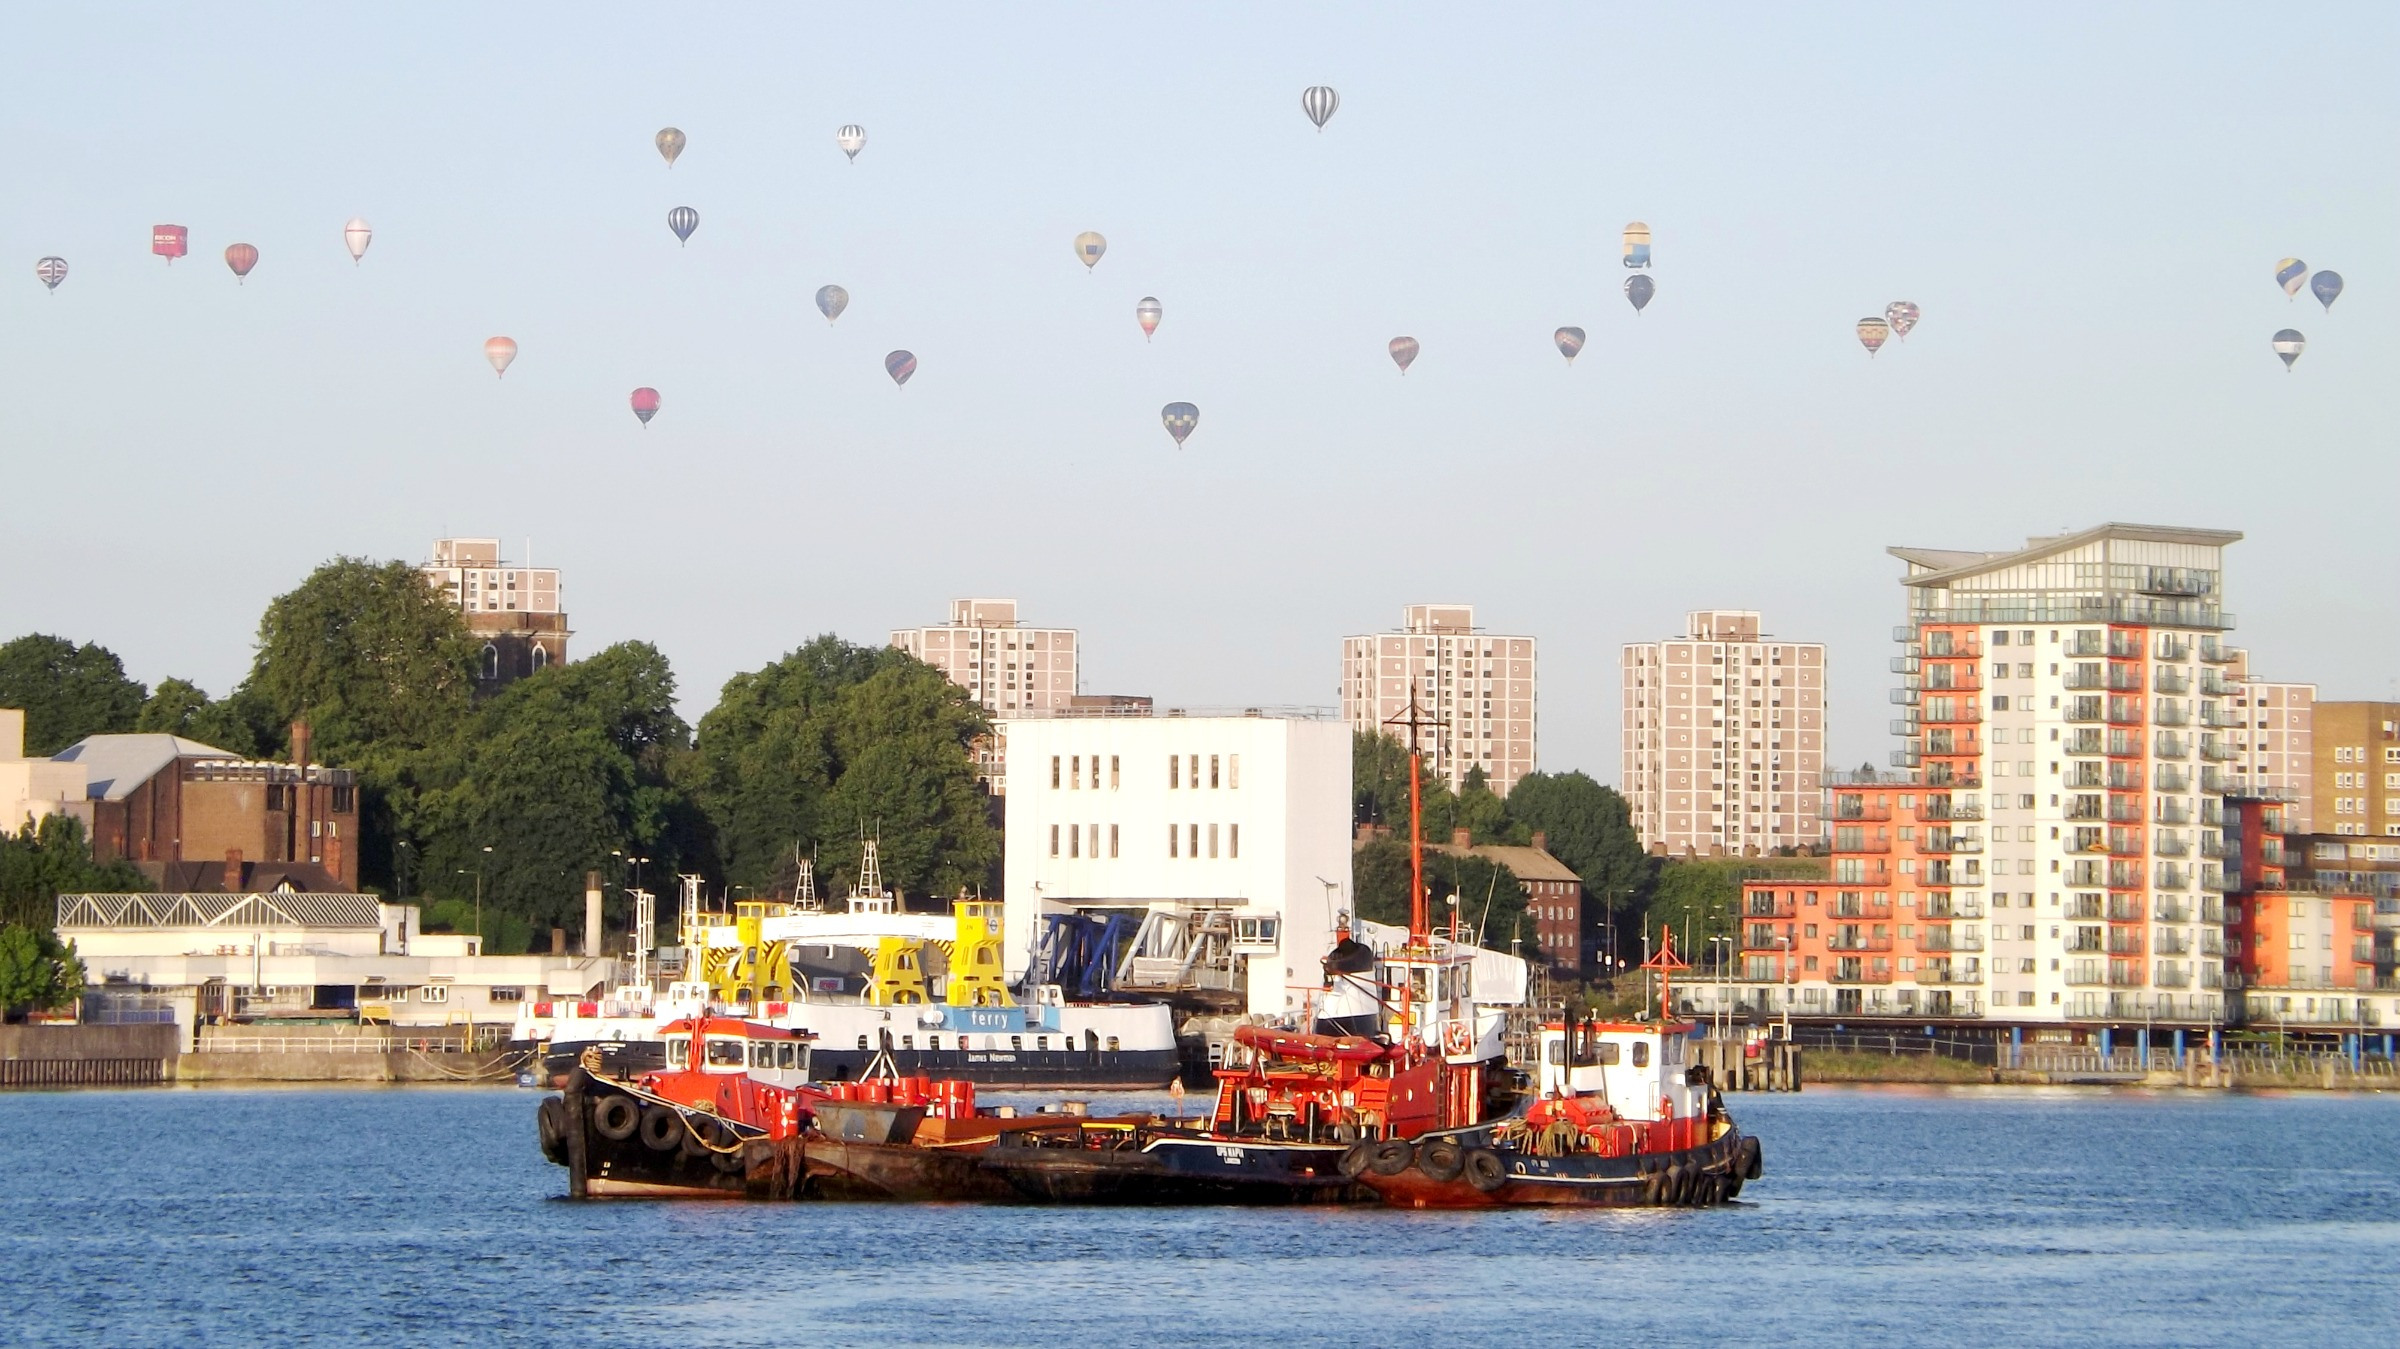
1348;933;1763;1209
540;1015;1114;1201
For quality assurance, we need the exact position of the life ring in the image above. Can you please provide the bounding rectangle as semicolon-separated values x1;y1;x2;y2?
590;1094;640;1142
537;1096;569;1164
1441;1021;1474;1057
1338;1144;1374;1179
1367;1139;1414;1176
1742;1136;1764;1181
1464;1148;1508;1194
1415;1137;1466;1182
639;1103;683;1152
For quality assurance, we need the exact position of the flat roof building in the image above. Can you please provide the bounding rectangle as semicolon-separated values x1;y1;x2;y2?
1341;604;1536;795
1623;610;1825;856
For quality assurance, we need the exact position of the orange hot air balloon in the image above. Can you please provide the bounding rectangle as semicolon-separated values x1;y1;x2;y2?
484;337;518;378
225;243;259;282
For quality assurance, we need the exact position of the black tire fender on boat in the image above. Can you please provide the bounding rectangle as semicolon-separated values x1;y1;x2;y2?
1700;1171;1725;1206
1464;1148;1507;1194
682;1114;731;1159
710;1131;747;1174
1742;1135;1764;1181
1367;1140;1414;1176
1338;1144;1374;1179
590;1094;640;1142
1723;1169;1744;1201
1415;1137;1466;1183
1663;1164;1687;1206
537;1096;569;1164
639;1103;683;1153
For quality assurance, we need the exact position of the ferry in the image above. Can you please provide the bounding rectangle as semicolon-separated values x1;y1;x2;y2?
513;861;1178;1090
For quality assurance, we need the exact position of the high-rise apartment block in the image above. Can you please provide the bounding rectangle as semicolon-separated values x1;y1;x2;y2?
2222;654;2314;830
892;599;1078;789
1340;605;1536;795
422;538;568;688
2309;702;2400;838
1622;611;1825;856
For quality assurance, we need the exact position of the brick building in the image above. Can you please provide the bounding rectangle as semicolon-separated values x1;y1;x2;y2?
52;723;360;891
1622;610;1826;856
422;538;570;690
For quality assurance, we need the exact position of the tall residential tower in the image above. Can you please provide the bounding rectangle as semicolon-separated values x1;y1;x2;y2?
1340;604;1536;795
421;538;568;689
1622;610;1826;856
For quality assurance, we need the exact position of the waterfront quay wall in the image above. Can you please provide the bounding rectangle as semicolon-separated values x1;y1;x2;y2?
0;1023;180;1086
180;1025;521;1084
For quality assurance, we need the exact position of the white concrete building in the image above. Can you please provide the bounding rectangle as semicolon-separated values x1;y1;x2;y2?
997;714;1353;1018
1340;604;1536;794
0;709;87;833
1622;610;1826;856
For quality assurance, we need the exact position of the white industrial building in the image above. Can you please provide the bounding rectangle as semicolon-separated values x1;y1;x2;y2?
998;713;1355;1018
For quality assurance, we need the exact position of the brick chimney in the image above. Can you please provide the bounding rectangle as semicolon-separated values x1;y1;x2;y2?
1451;827;1472;848
1530;830;1549;854
223;850;244;892
288;720;313;766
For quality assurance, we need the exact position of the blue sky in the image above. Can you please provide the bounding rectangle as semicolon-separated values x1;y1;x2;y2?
4;4;2396;776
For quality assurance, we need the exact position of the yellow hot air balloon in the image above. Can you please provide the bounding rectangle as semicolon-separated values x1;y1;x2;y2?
657;127;685;167
1073;231;1107;271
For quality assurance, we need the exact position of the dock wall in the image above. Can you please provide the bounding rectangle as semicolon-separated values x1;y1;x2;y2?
0;1023;180;1086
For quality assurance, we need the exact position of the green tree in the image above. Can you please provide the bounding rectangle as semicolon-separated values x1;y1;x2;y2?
1353;730;1465;840
0;635;145;755
241;557;479;764
411;643;698;945
1502;771;1656;964
1351;836;1529;952
0;924;85;1022
0;815;149;933
134;677;212;735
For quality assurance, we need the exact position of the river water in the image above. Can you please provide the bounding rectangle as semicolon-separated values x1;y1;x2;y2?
1;1084;2395;1346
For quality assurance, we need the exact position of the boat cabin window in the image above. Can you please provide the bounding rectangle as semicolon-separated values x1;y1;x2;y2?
666;1039;689;1068
1011;1036;1023;1051
1597;1042;1620;1065
926;1035;941;1051
706;1036;746;1069
778;1043;799;1070
1545;1040;1565;1066
1631;1042;1650;1068
1036;1036;1049;1051
1106;1036;1120;1052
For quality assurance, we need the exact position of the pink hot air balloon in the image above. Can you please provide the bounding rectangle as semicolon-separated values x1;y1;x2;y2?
224;243;259;282
630;387;661;426
483;337;518;378
1388;336;1419;374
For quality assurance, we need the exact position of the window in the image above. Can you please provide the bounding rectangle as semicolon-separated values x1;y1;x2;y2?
1210;755;1221;788
1010;1036;1023;1051
1110;755;1121;788
1090;757;1100;790
1051;755;1061;789
1110;824;1119;858
1631;1042;1650;1068
1228;754;1240;789
1168;824;1179;858
1070;755;1081;789
1228;824;1239;859
332;785;354;813
1069;825;1079;859
419;984;449;1004
1188;824;1199;857
1050;825;1060;857
489;986;523;1003
1189;754;1200;788
480;644;499;680
1208;824;1219;858
1170;757;1180;788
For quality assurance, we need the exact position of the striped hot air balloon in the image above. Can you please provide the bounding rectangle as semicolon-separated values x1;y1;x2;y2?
34;257;67;292
2275;258;2308;298
344;218;372;264
630;387;661;424
1074;231;1107;271
1301;86;1340;130
1554;327;1586;363
817;285;849;323
836;125;866;161
1857;316;1892;357
484;337;517;378
1136;296;1162;341
2272;329;2305;370
225;243;259;282
667;207;699;245
1389;336;1419;374
1885;301;1921;339
1161;402;1199;446
885;350;917;386
657;127;685;167
1623;222;1652;269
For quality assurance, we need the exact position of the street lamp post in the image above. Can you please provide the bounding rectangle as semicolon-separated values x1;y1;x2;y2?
1778;934;1795;1040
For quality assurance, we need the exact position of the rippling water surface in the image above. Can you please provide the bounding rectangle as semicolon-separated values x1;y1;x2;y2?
2;1084;2396;1346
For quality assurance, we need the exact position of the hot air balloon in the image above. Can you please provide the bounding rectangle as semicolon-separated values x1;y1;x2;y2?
836;125;866;161
225;243;259;282
816;285;849;323
344;218;372;264
484;337;518;378
1074;231;1107;271
667;207;699;245
657;127;685;168
1885;301;1921;339
152;225;187;264
34;257;67;292
1857;316;1891;357
2275;258;2308;298
1301;86;1340;130
1136;296;1162;341
1162;401;1199;446
630;387;661;425
2311;271;2343;310
886;350;917;387
1624;275;1654;313
1388;336;1419;374
2272;329;2306;370
1554;327;1586;363
1623;222;1651;269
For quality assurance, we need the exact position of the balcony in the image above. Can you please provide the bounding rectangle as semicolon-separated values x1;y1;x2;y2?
2198;834;2232;859
2106;765;2144;791
2066;634;2105;657
1889;687;1921;706
2066;765;2106;789
1743;893;1797;918
2066;699;2105;723
2065;730;2104;756
2154;733;2189;759
2109;896;2147;922
2067;796;2105;821
2067;895;2105;920
2200;768;2235;793
2199;736;2240;762
1922;765;1981;789
1830;967;1895;985
2156;863;2190;889
2198;640;2236;664
2067;958;2106;985
2069;861;2105;887
2156;897;2194;923
2108;731;2145;758
2065;668;2108;691
2105;799;2144;825
2156;637;2193;661
2108;831;2144;857
1833;835;1893;854
2107;961;2146;988
2154;704;2190;727
1831;897;1894;919
1889;655;1919;675
2153;669;2190;694
2199;670;2238;697
2154;800;2191;825
2155;835;2189;858
2199;706;2242;729
1922;670;1981;694
2155;766;2191;792
1921;861;1958;885
2106;700;2144;726
1921;701;1982;725
1831;800;1893;822
2202;899;2226;924
1921;798;1982;822
2202;869;2236;893
2108;862;2145;890
2107;669;2146;693
1920;634;1982;659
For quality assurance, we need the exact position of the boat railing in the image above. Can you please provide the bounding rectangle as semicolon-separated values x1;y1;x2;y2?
199;1034;476;1054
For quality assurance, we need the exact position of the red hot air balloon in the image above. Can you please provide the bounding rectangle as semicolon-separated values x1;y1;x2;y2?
225;243;259;282
885;350;917;386
152;225;188;263
630;387;661;425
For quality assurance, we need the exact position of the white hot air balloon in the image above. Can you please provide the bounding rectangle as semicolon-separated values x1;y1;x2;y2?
344;218;372;264
484;336;518;378
1301;86;1340;130
1136;296;1162;341
836;125;866;161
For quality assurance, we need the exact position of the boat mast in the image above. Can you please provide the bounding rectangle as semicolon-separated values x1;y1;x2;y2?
1381;691;1442;947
